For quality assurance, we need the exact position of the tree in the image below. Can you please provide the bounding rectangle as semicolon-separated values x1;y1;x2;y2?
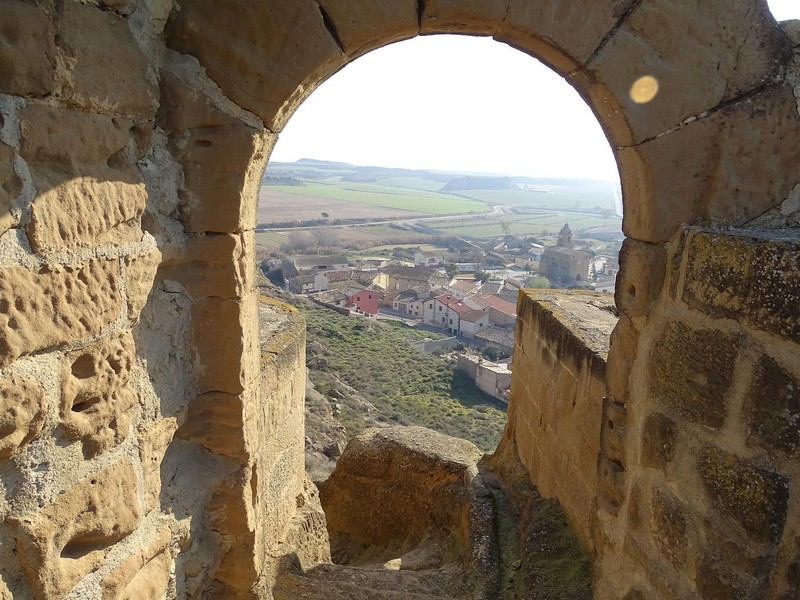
524;275;551;289
444;263;459;279
474;270;491;283
321;212;329;221
500;220;511;237
590;263;598;281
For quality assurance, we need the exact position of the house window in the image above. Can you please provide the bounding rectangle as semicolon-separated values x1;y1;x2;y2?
449;318;453;324
357;297;361;302
479;323;483;327
439;306;442;312
442;317;446;323
429;303;433;309
368;294;372;299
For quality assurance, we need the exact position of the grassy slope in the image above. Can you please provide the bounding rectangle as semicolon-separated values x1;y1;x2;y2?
292;298;508;451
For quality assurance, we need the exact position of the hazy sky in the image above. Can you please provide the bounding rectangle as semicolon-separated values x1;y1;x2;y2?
270;0;798;182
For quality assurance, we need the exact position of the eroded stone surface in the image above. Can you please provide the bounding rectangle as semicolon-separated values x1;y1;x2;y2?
19;104;147;252
138;418;177;512
0;259;122;367
700;446;789;545
60;332;138;458
319;426;483;566
0;375;46;459
640;412;676;471
11;462;141;599
744;355;800;458
59;1;156;115
101;529;172;599
650;487;688;568
124;247;162;324
0;1;56;96
681;230;800;343
0;142;21;235
648;322;740;428
165;0;344;131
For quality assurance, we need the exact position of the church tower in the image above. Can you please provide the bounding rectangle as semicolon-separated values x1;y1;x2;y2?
557;223;574;248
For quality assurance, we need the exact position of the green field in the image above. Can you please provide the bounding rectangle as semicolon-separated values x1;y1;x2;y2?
426;211;619;238
269;182;491;215
453;184;618;210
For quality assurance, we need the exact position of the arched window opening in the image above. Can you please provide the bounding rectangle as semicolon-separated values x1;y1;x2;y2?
257;34;622;472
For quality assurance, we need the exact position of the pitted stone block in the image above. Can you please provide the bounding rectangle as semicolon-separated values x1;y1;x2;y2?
10;462;141;599
0;259;123;367
0;375;46;459
640;412;676;471
19;104;147;252
138;418;177;512
0;1;56;96
648;322;740;428
165;0;344;131
60;332;138;458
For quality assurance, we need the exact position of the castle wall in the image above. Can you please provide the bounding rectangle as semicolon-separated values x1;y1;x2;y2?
0;0;798;598
503;291;617;549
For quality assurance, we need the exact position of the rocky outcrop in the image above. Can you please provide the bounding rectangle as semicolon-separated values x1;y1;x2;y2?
318;426;496;597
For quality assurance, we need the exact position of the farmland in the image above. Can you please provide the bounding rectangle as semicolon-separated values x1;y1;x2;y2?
257;159;623;254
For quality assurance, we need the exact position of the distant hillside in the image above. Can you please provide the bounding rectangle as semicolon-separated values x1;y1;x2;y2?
442;176;517;192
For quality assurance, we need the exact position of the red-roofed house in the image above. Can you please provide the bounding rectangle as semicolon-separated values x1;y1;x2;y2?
345;288;379;315
480;295;517;328
431;294;489;337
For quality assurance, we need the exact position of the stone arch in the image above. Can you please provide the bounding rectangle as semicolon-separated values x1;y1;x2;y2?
1;0;799;598
154;1;800;597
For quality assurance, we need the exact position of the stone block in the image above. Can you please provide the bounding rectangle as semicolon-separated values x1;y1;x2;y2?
744;355;800;458
0;375;46;459
498;0;635;74
10;462;141;599
0;141;21;235
600;396;628;465
0;1;56;96
700;446;789;545
59;1;156;115
607;316;637;402
696;547;765;600
101;529;171;600
682;230;800;343
585;0;790;146
124;247;162;324
318;0;418;57
175;392;246;459
421;0;509;35
161;233;248;299
192;293;259;394
60;332;138;458
165;0;344;131
157;73;273;233
615;239;666;317
640;412;676;471
650;487;688;568
19;104;147;252
139;418;178;512
0;259;123;367
648;322;740;429
618;85;800;243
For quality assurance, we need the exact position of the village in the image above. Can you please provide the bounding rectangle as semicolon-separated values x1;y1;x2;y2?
264;223;619;402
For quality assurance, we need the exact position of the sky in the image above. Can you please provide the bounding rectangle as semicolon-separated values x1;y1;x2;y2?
270;0;799;182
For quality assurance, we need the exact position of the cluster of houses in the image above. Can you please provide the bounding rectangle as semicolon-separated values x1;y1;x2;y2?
276;253;519;355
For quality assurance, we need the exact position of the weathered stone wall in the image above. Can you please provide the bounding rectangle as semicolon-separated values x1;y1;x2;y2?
593;228;800;599
501;291;617;549
1;0;799;598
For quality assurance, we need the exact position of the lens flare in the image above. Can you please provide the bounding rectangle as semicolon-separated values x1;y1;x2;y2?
630;75;659;104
